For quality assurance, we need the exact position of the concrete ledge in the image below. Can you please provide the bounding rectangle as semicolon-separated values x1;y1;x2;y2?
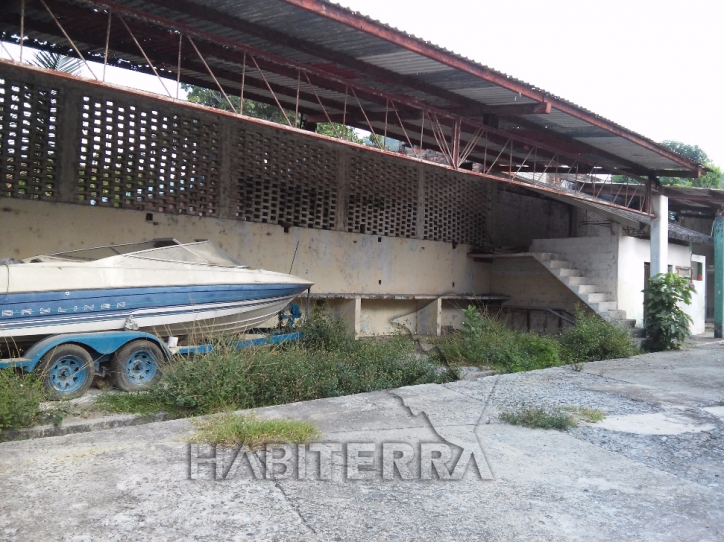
0;412;172;443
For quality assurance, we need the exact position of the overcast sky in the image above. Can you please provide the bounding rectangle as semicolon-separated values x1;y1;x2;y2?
3;0;722;165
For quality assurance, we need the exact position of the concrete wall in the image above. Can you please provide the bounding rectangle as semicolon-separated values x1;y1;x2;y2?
489;258;581;313
487;188;572;250
0;199;490;298
617;237;705;332
530;235;619;298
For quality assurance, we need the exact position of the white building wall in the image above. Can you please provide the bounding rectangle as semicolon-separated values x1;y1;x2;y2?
617;237;705;333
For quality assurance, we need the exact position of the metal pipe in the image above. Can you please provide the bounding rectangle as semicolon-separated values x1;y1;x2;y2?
250;54;291;126
239;52;246;115
102;10;112;82
118;14;170;95
187;35;236;112
175;32;182;100
39;0;99;79
19;0;24;63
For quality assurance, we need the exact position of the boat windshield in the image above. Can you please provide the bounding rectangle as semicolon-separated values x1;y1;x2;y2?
43;239;181;262
131;242;244;267
36;240;244;267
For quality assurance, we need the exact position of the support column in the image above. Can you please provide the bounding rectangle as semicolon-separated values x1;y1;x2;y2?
714;215;724;338
650;195;668;277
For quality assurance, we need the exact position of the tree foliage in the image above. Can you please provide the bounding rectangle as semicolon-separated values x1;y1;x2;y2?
658;140;722;189
643;273;694;351
611;140;722;189
183;84;291;124
32;51;82;75
183;85;363;144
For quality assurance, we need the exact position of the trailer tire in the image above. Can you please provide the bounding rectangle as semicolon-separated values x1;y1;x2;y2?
37;344;95;400
109;340;164;392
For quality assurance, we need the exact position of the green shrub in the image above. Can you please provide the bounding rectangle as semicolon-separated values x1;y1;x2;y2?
558;307;639;363
643;273;694;350
0;369;44;433
99;312;453;416
437;306;564;373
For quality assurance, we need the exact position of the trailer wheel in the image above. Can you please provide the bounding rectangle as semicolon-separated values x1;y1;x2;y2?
37;344;95;400
110;340;164;391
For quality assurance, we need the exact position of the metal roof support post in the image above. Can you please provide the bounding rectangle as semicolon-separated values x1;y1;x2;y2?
294;70;300;127
419;110;425;152
714;213;724;338
383;99;388;147
102;10;112;82
239;52;246;115
19;0;24;62
452;118;461;170
650;195;669;277
175;32;182;100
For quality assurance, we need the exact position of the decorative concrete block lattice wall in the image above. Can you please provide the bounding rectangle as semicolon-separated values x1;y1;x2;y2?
0;62;493;248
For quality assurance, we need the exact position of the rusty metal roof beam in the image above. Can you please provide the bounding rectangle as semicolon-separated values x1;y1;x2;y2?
12;0;659;182
137;0;482;109
280;0;702;174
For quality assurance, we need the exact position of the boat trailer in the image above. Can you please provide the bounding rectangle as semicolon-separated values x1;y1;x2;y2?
0;305;304;399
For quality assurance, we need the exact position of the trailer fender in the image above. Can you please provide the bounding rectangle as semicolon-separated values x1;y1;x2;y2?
19;331;172;373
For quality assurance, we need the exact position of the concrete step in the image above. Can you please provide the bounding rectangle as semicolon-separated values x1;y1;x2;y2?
603;309;627;321
582;292;609;303
572;284;599;295
590;301;618;312
563;276;592;286
619;319;637;329
552;268;583;278
548;260;572;269
629;328;647;338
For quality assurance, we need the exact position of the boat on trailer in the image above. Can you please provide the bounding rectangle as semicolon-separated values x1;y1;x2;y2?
0;239;313;343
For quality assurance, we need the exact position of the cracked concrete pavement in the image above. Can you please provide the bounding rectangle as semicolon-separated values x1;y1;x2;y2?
1;343;723;541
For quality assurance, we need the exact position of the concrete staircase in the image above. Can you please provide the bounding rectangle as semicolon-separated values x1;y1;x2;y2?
531;252;642;336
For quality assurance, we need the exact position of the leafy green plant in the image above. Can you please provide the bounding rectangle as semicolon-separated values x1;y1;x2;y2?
558;307;638;364
0;369;44;434
643;273;694;350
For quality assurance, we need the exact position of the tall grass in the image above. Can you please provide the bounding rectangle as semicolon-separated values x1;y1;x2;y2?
437;306;564;373
437;305;638;373
0;369;44;434
99;311;454;416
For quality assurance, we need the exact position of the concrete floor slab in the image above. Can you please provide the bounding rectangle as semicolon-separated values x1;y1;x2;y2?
2;347;724;540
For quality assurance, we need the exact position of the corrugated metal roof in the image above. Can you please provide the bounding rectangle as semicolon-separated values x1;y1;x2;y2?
0;0;704;182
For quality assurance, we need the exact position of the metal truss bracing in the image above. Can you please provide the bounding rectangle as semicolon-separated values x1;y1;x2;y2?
0;0;708;219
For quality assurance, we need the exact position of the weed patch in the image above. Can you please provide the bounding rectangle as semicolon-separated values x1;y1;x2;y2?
436;306;564;373
0;369;44;434
98;312;453;417
561;406;606;424
499;408;576;430
558;308;638;363
189;413;320;448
